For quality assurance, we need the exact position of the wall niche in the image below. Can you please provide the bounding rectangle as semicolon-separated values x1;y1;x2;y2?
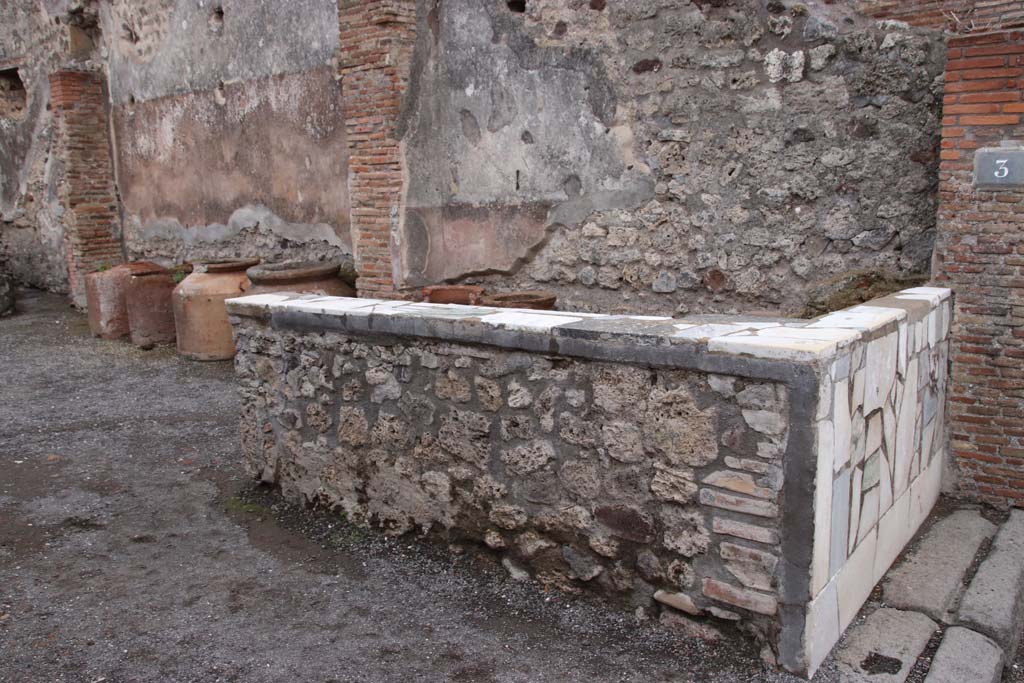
0;68;27;119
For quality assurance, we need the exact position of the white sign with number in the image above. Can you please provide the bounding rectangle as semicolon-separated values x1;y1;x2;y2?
975;148;1024;189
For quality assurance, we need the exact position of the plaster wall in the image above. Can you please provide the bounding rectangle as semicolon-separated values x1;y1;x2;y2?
0;0;80;291
100;0;352;267
101;0;339;104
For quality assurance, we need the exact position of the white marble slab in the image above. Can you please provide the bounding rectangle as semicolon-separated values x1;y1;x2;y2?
813;420;836;596
805;577;841;677
478;311;584;331
896;293;942;306
901;286;952;298
874;490;912;584
833;379;852;473
758;327;862;342
674;323;759;340
863;332;898;415
809;305;906;332
709;333;852;361
226;293;295;307
838;527;878;632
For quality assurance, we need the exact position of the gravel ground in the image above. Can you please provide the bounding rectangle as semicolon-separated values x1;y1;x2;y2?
0;289;1012;683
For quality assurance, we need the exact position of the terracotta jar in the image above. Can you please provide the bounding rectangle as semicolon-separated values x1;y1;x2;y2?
85;262;162;339
173;258;260;361
422;284;485;305
125;264;177;349
246;259;356;297
480;290;557;310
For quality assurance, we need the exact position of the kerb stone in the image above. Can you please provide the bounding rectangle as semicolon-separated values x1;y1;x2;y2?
923;627;1003;683
957;509;1024;659
883;509;997;622
836;607;937;683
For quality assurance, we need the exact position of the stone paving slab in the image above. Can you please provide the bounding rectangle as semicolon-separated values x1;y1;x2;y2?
836;607;937;683
923;627;1003;683
958;509;1024;659
882;509;997;622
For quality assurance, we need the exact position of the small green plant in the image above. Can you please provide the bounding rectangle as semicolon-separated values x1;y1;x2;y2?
95;263;111;272
171;270;187;284
328;525;372;548
327;510;373;547
224;496;266;516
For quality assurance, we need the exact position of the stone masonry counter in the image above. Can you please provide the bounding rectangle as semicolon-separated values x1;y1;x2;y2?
226;286;951;678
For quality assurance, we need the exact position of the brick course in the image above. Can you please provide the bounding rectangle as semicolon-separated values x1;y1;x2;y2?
858;1;1024;32
336;0;417;298
48;70;123;307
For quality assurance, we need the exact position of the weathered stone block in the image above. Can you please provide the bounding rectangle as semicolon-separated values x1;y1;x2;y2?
651;465;698;504
712;517;780;546
654;589;702;616
700;488;778;518
702;470;775;500
702;578;777;616
501;440;555;475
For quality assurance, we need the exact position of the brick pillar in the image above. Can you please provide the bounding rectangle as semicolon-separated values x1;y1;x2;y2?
337;0;417;298
934;30;1024;507
49;70;123;307
857;1;1024;29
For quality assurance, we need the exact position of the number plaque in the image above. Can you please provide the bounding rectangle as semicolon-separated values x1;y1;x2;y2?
974;147;1024;190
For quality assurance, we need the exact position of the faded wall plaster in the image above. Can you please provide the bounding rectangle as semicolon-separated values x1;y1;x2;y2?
100;0;340;105
114;67;351;264
399;0;653;286
399;0;945;316
125;204;349;267
101;0;351;266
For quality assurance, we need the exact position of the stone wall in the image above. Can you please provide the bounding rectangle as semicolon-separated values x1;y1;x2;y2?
98;0;354;268
226;284;951;677
0;1;84;293
385;0;946;316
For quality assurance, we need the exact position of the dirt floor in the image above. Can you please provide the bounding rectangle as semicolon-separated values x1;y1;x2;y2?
0;290;1016;683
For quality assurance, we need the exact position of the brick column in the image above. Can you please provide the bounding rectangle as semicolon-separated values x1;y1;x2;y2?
857;1;1024;29
337;0;417;298
934;30;1024;507
49;70;123;307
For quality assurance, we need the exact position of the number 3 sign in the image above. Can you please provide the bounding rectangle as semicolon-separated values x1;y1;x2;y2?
975;147;1024;189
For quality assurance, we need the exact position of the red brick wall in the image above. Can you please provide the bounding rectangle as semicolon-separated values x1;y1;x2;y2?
49;70;123;307
337;0;417;298
859;0;1024;31
932;30;1024;508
